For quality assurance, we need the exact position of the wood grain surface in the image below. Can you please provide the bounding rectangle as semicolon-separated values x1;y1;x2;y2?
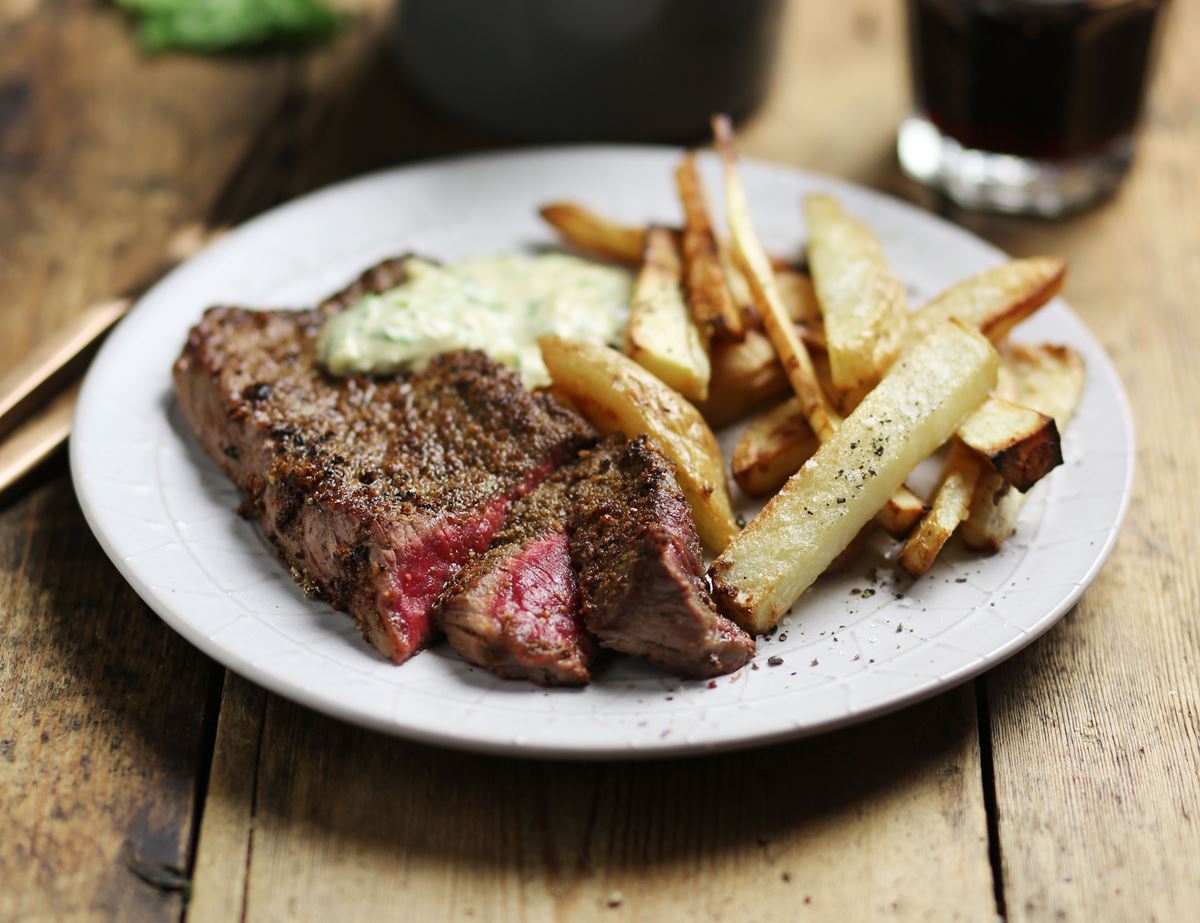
1;0;1197;921
0;0;287;919
188;684;991;923
961;3;1200;919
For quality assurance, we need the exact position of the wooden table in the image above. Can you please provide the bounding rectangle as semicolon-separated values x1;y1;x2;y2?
2;2;1197;920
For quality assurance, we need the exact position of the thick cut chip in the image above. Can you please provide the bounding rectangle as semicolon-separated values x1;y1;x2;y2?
712;116;926;537
732;397;821;497
909;257;1067;346
962;344;1085;552
625;226;711;402
713;117;839;442
676;154;745;341
805;194;908;390
697;329;790;428
874;482;928;537
539;202;645;265
898;440;984;577
710;321;998;633
957;395;1061;492
539;202;796;273
539;336;737;552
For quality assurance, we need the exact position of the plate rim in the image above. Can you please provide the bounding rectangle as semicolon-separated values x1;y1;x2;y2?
69;145;1136;759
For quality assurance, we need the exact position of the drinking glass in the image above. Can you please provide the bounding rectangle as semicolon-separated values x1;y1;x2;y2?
898;0;1170;216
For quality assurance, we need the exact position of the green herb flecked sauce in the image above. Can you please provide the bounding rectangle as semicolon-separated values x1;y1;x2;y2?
317;254;632;388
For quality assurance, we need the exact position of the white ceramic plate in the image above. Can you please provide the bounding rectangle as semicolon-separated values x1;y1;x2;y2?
71;148;1133;758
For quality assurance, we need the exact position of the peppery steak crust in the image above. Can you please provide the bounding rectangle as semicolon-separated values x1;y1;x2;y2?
172;259;593;665
439;467;597;686
567;436;756;678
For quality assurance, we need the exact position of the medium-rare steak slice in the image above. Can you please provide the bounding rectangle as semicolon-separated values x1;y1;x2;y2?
568;436;755;678
439;469;596;686
173;259;593;665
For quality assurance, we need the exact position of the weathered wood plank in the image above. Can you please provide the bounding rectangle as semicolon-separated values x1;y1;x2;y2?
186;674;267;923
0;474;215;923
953;3;1200;918
206;1;491;228
188;687;992;923
0;0;290;371
0;1;294;920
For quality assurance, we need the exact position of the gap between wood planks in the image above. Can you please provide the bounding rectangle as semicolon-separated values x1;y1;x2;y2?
975;677;1008;921
182;667;232;898
931;178;1010;922
237;719;265;923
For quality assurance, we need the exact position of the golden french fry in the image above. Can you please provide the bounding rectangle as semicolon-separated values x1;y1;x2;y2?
717;235;758;328
713;116;839;442
539;202;646;265
732;397;821;497
957;395;1061;492
805;194;908;390
625;226;711;402
775;268;823;326
898;440;984;577
697;329;789;428
824;525;873;575
541;200;795;273
874;485;929;537
722;236;825;333
711;321;999;633
963;475;1020;554
962;344;1085;552
539;336;737;552
910;257;1067;346
676;154;745;341
712;115;925;537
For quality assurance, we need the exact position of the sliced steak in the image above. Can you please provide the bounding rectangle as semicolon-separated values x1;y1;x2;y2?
439;469;596;686
568;435;755;678
173;259;593;665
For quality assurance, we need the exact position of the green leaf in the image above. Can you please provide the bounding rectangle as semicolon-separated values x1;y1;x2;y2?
112;0;341;53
